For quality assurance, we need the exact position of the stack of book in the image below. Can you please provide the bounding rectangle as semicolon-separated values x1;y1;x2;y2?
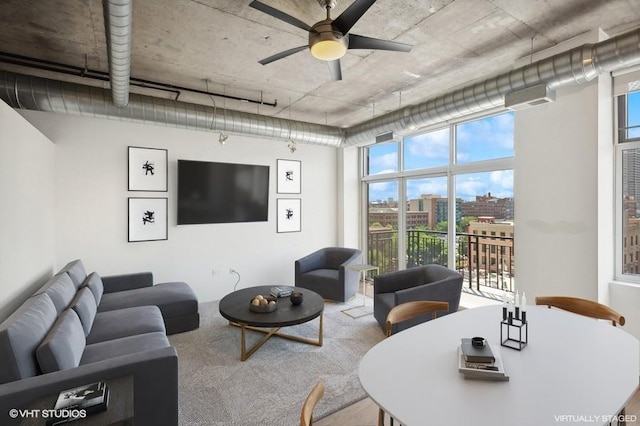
458;338;509;381
48;381;109;425
270;286;293;298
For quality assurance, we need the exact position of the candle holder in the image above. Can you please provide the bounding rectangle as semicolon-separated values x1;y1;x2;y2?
500;312;528;351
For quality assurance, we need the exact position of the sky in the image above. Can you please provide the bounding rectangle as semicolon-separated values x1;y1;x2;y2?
368;112;515;202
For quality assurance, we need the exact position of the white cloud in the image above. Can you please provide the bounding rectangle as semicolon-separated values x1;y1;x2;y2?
456;112;514;160
407;177;447;199
370;152;398;173
406;128;449;160
456;176;487;199
455;171;513;200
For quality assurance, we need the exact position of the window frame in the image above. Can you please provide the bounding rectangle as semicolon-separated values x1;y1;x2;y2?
362;109;514;272
615;88;640;283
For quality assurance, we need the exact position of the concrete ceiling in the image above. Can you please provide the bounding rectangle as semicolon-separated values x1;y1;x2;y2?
1;0;640;129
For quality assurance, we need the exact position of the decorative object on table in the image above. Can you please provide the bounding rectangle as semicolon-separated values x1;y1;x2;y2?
48;381;110;424
277;198;301;233
270;286;294;298
277;159;301;194
500;291;528;350
461;337;495;363
128;197;168;242
128;146;168;191
249;294;278;313
458;341;509;381
290;291;304;305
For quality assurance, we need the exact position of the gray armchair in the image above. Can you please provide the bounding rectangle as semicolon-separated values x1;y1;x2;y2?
373;264;463;333
295;247;362;302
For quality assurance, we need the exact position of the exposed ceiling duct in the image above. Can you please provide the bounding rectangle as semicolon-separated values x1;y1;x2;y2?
103;0;133;108
504;84;556;111
343;27;640;146
0;27;639;148
0;70;343;146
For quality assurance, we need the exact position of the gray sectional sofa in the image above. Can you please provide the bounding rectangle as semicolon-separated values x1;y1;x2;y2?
0;259;199;426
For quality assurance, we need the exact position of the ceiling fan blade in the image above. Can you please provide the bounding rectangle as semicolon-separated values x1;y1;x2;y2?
327;60;342;81
332;0;377;35
249;1;312;32
259;45;308;65
348;34;412;52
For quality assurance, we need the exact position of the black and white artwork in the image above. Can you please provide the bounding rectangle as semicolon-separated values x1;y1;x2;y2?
277;159;301;194
128;147;168;191
128;197;168;242
277;198;301;233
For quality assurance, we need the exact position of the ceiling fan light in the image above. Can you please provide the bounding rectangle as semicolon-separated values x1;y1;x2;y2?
311;39;347;61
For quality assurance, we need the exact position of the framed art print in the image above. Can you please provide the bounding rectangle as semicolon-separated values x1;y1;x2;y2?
128;146;168;191
277;159;301;194
128;197;168;242
277;198;301;233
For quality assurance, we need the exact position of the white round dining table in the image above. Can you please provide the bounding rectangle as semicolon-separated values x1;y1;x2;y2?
359;305;639;426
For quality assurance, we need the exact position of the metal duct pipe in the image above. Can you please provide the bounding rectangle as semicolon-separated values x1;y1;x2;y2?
104;0;133;107
344;27;640;146
0;71;344;146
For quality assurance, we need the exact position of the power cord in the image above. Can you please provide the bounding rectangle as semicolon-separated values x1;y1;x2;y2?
231;269;241;291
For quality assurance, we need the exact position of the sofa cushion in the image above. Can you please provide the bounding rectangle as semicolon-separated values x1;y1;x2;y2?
87;306;165;344
69;287;97;336
56;259;88;289
0;293;58;384
98;282;198;319
301;269;340;282
82;272;104;305
34;273;76;314
36;309;86;374
81;332;170;366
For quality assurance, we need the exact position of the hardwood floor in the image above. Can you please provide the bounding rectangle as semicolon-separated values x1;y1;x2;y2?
316;389;640;426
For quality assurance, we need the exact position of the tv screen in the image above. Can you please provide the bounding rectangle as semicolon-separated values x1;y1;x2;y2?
177;160;270;224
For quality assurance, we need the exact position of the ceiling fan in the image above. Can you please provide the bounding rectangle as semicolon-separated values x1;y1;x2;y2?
249;0;412;81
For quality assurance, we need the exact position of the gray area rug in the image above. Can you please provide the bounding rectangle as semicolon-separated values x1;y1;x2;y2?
168;296;384;426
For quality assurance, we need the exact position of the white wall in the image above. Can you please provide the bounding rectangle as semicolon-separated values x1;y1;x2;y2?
19;110;339;303
0;101;56;322
337;145;361;249
514;82;600;300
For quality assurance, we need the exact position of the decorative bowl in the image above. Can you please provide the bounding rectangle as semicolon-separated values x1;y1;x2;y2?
249;295;278;313
290;291;304;305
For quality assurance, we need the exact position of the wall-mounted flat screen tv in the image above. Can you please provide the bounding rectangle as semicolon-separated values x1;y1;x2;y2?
177;160;270;224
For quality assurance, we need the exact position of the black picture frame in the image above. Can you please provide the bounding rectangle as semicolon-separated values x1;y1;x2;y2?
128;197;168;242
128;146;168;192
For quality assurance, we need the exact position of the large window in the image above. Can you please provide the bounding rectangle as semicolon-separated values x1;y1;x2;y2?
617;89;640;279
364;111;515;292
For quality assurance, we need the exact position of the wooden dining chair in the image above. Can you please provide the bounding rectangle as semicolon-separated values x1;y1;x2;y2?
535;296;625;326
535;296;626;425
379;301;450;426
300;380;325;426
385;300;451;337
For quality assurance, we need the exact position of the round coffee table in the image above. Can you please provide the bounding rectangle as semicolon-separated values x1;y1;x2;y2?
219;286;324;361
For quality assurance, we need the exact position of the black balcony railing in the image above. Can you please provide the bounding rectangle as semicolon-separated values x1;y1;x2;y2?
368;229;515;292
